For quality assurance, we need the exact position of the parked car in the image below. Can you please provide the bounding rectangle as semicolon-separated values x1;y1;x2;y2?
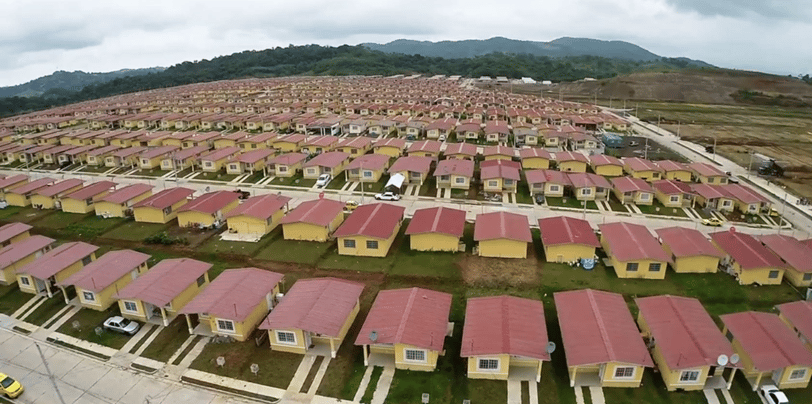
0;372;24;398
315;173;332;188
0;201;7;209
103;316;140;336
344;200;359;212
534;194;545;205
702;217;724;227
374;191;401;201
759;385;789;404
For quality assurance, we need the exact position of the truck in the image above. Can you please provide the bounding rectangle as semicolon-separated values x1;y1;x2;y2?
758;159;784;177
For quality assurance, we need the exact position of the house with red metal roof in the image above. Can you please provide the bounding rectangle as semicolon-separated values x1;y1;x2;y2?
525;169;568;197
599;222;671;279
636;295;740;391
225;148;275;175
260;277;364;358
181;268;284;342
0;175;29;199
656;227;723;273
30;179;84;210
759;234;812;287
443;142;478;161
303;151;351;179
689;163;728;185
722;183;771;215
344;154;390;183
652;179;695;208
177;190;240;228
139;145;179;169
372;137;406;158
434;159;474;191
301;135;340;155
266;152;307;178
272;133;306;153
623;157;664;182
333;203;405;257
16;241;98;298
461;295;549;381
588;154;624;177
356;287;452;371
199;146;241;173
279;198;346;242
336;136;373;157
0;222;32;247
426;117;456;140
61;180;117;213
518;147;551;170
474;212;532;259
105;146;146;167
691;183;736;212
94;183;153;218
4;178;55;207
455;120;482;141
656;160;692;182
132;187;195;224
0;235;54;286
58;250;150;311
776;300;812;353
539;217;599;263
406;140;442;160
405;207;466;252
389;156;433;185
710;230;787;285
482;145;515;161
555;151;588;173
554;289;654;388
162;145;209;171
481;159;520;193
484;120;510;143
566;172;612;201
611;176;654;205
721;311;812;390
225;194;291;236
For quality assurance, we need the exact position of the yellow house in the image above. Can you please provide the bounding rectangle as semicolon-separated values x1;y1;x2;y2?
344;154;389;183
116;258;212;327
656;160;692;182
357;287;452;371
406;140;442;160
759;234;812;288
599;222;671;280
105;146;146;167
139;145;179;169
710;231;787;286
405;207;465;252
30;179;84;210
199;146;241;172
177;190;240;228
474;212;532;259
525;169;567;197
776;300;812;354
0;175;30;200
302;151;351;179
589;154;624;177
16;241;98;298
60;181;117;213
85;145;120;166
0;222;32;248
224;194;291;236
372;137;406;158
58;250;150;311
260;277;364;358
336;136;372;157
691;184;736;213
4;178;55;207
266;152;306;178
555;152;588;173
279;198;346;242
653;179;694;208
555;289;654;388
721;311;812;391
273;134;306;152
656;227;723;273
462;296;549;382
94;183;153;218
182;268;284;342
0;235;54;286
611;176;654;205
539;216;600;263
301;135;340;155
623;157;664;181
519;148;552;170
225;148;274;175
132;187;195;224
334;203;405;257
689;162;729;185
482;145;515;161
162;145;210;171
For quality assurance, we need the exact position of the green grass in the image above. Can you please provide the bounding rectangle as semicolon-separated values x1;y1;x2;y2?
241;171;266;184
61;216;128;238
256;236;334;266
388;238;462;279
602;371;705;404
360;366;383;403
316;343;366;399
23;295;67;326
417;176;437;197
515;182;534;204
194;171;239;182
134;168;170;177
608;195;631;212
325;173;349;190
0;284;32;315
269;172;305;186
140;318;190;363
80;165;114;173
101;221;170;241
318;249;397;273
0;206;53;223
636;201;689;217
198;234;272;257
387;369;454;404
190;339;302;389
30;211;90;229
545;197;599;210
57;307;132;350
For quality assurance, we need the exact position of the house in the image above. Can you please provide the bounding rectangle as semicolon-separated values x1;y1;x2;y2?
279;198;345;242
555;151;588;173
30;179;84;209
372;137;406;158
333;203;405;257
720;311;812;390
177;190;240;228
85;145;120;166
0;235;54;285
455;120;482;141
0;175;29;199
722;184;771;215
181;268;284;342
656;160;692;182
16;241;98;297
139;146;179;169
443;142;478;161
589;155;624;177
336;136;372;157
161;145;209;171
513;127;539;145
474;212;532;258
539;216;599;263
116;258;211;326
225;148;274;175
623;157;664;181
611;176;654;205
132;187;195;224
656;227;724;273
94;183;153;218
58;250;150;311
301;135;340;156
689;163;728;185
599;222;671;279
691;184;736;212
266;152;306;178
461;296;549;381
199;146;241;172
759;234;812;287
484;120;510;143
525;169;568;197
555;289;654;387
426;117;456;139
482;145;515;161
567;132;600;150
4;178;55;207
61;181;117;213
480;159;521;193
405;207;466;252
344;154;389;183
776;300;812;353
710;230;787;285
273;134;306;152
303;151;351;179
434;159;474;190
106;146;146;167
260;277;364;358
225;194;291;236
406;140;442;160
389;156;433;185
652;179;694;208
636;295;740;391
566;172;612;201
519;148;552;170
0;223;32;247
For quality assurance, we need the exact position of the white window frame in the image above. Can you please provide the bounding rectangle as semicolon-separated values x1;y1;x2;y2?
581;188;592;196
670;195;680;203
477;358;500;371
123;300;139;313
404;348;427;363
343;239;356;248
276;330;297;345
19;276;30;286
639;193;650;200
549;185;560;192
788;368;807;381
455;177;465;184
679;370;700;383
216;319;235;333
722;200;732;206
82;291;96;302
613;366;635;379
488;180;499;188
626;263;639;272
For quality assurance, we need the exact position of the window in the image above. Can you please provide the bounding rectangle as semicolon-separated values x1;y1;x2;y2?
804;273;812;281
626;263;639;272
278;166;287;173
82;291;95;302
768;270;780;279
649;263;661;272
196;275;206;287
581;188;592;196
204;161;212;167
504;179;514;185
81;256;92;266
230;164;237;170
549;185;560;192
277;331;296;344
614;367;635;378
19;276;30;286
343;239;356;248
679;370;700;382
708;177;714;183
163;206;172;215
478;359;499;370
639;193;650;200
455;177;465;184
123;301;138;313
404;349;426;362
364;171;373;178
788;369;807;381
670;196;680;203
366;240;379;249
216;319;235;332
488;180;498;187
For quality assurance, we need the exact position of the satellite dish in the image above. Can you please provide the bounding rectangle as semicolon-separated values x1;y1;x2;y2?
546;341;557;354
717;354;729;366
730;354;740;364
216;356;226;367
369;331;378;342
250;363;259;376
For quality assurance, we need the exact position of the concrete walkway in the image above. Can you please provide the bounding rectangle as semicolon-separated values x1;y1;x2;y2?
704;389;721;404
13;295;46;320
369;366;394;404
352;366;375;402
45;305;80;331
507;379;521;404
588;386;605;404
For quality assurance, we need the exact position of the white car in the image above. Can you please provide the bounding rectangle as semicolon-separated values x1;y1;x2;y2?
759;385;789;404
103;316;140;336
315;173;332;188
0;201;7;209
374;191;401;201
438;134;446;142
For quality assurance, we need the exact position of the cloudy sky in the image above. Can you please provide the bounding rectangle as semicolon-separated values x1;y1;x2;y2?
2;0;811;87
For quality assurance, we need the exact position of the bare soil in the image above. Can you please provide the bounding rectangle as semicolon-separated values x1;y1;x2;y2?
460;247;540;287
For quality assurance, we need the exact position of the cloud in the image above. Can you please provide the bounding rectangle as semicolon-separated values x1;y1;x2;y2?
663;0;812;20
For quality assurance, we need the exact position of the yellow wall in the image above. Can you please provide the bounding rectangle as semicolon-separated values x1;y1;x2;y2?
0;249;42;285
275;142;301;153
483;177;503;193
269;299;359;355
479;239;527;259
467;354;511;380
670;254;719;274
77;263;147;311
559;161;587;173
601;362;646;388
338;222;401;257
269;328;308;354
282;214;344;242
629;169;662;182
209;297;270;342
201;157;231;172
62;192;110;213
601;235;666;279
374;146;402;158
178;200;239;227
652;344;709;391
594;165;623;177
544;244;596;263
729;337;812;390
784;268;812;288
21;256;94;295
521;158;550;170
410;233;460;252
227;209;285;235
732;262;784;286
665;171;692;182
394;343;441;371
655;190;684;208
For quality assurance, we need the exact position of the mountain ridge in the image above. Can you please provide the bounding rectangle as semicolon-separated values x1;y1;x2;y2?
0;67;166;98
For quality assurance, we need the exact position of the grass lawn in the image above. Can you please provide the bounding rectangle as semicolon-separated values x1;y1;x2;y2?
57;307;132;350
317;249;397;273
0;284;32;315
190;340;302;390
695;207;714;219
449;188;471;199
194;171;239;182
315;342;366;399
140;318;190;363
545;197;599;210
515;182;534;204
198;234;273;257
241;171;266;184
417;176;437;197
269;173;305;186
358;176;388;194
60;216;128;239
101;221;169;241
607;195;631;212
360;367;383;403
255;238;334;266
30;211;90;229
23;295;67;326
325;173;348;190
388;239;462;279
0;206;53;223
722;211;767;225
80;165;113;173
134;168;170;177
636;201;689;217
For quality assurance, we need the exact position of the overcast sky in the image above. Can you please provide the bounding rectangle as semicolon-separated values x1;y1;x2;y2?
2;0;811;87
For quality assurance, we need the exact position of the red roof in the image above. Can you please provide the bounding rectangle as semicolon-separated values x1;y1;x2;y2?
59;250;150;292
554;289;654;367
691;183;730;200
373;137;406;149
759;234;812;273
179;190;239;214
355;287;452;351
461;296;549;360
519;148;552;160
8;178;55;195
0;222;32;244
345;154;389;171
225;194;291;220
720;311;812;371
0;175;28;190
100;183;153;204
407;140;442;154
434;159;474;177
689;162;726;177
656;227;724;258
598;222;670;262
200;146;240;162
525;169;569;185
173;145;210;160
444;142;477;157
260;277;364;337
279;198;345;227
181;268;284;322
390;155;433;174
474;212;531;242
267;152;307;166
623;157;663;172
480;159;521;181
0;235;54;270
482;145;515;157
132;187;194;209
112;146;146;158
64;181;117;201
554;151;588;163
235;148;275;164
539;216;599;248
567;172;611;189
140;145;179;159
636;295;737;370
588;154;622;167
709;231;786;270
776;301;812;348
115;258;212;307
333;203;404;239
652;179;693;195
655;160;689;172
721;184;769;204
611;176;652;193
18;241;99;280
405;207;466;237
303;151;350;169
303;135;339;147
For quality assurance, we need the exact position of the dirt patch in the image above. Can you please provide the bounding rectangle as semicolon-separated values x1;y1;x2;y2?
460;249;540;287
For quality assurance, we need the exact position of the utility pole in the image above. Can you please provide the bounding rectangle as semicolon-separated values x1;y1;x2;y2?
747;150;754;179
712;136;717;162
644;138;649;160
36;343;67;404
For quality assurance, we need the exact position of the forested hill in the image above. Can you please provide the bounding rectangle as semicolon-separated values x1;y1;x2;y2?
0;44;711;118
0;67;166;98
